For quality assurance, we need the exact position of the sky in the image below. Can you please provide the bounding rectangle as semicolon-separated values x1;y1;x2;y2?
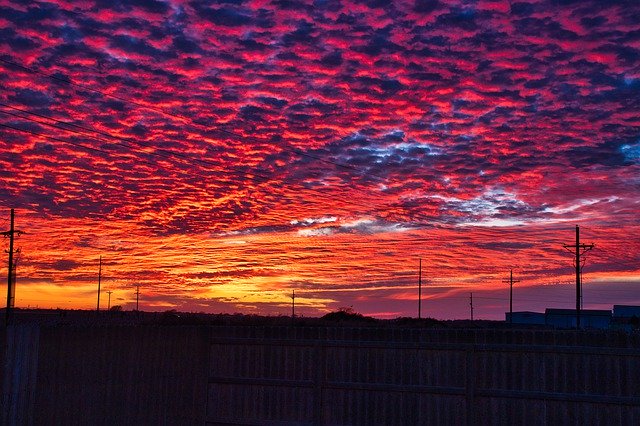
0;0;639;320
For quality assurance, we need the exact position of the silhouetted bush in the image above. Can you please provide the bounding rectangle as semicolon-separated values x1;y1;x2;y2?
321;307;377;323
392;317;444;327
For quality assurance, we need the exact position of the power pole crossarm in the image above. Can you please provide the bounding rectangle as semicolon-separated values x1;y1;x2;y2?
562;225;594;329
3;209;23;326
502;269;520;325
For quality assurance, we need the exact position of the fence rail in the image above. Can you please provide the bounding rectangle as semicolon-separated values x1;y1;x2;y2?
207;330;640;425
2;325;639;425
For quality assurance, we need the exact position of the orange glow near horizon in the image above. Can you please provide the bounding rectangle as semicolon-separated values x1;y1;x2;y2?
1;210;638;319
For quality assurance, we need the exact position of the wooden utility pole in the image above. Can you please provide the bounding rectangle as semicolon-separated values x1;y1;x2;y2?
563;225;593;329
96;256;102;312
418;258;422;319
503;270;520;324
291;290;295;319
469;292;474;321
107;290;113;310
2;209;22;326
135;283;140;311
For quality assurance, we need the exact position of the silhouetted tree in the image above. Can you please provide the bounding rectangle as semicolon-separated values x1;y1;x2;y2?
321;307;376;323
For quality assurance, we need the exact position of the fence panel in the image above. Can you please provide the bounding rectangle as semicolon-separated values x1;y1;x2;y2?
207;328;640;425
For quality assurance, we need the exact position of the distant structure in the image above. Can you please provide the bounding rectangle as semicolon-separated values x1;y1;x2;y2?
545;308;611;329
505;311;545;325
612;305;640;331
613;305;640;319
507;306;636;330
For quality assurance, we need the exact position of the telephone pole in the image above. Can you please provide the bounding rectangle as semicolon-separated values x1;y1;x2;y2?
2;209;23;326
580;266;585;309
469;292;474;321
107;290;113;310
418;258;422;319
291;289;295;319
96;256;102;312
134;283;140;311
563;225;594;329
503;269;520;324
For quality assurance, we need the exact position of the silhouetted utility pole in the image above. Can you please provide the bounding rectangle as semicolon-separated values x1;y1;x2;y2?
580;267;585;309
418;258;422;319
96;256;102;312
563;225;593;329
469;292;474;321
11;252;19;302
291;290;295;319
134;283;140;311
503;270;520;324
2;209;23;326
106;290;113;310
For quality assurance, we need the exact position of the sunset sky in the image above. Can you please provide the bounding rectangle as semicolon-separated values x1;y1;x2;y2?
0;0;639;319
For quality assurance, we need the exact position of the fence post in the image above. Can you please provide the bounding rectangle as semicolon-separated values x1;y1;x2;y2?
466;348;476;426
2;324;40;426
313;340;326;426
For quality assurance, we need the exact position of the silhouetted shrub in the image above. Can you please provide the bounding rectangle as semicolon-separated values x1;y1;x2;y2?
321;307;377;323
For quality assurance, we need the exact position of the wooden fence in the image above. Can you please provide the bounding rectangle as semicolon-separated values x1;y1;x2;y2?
206;327;640;425
2;325;209;425
2;324;640;425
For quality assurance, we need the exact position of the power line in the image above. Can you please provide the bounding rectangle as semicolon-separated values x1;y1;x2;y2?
2;96;634;235
471;296;570;304
0;104;376;208
0;116;409;226
0;55;636;312
0;100;451;228
1;56;428;231
0;102;275;182
0;57;192;123
589;247;639;270
0;122;113;157
0;56;389;181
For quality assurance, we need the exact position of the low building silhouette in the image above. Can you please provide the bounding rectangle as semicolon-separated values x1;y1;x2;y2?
545;308;611;329
613;305;640;319
505;311;545;325
506;308;617;329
